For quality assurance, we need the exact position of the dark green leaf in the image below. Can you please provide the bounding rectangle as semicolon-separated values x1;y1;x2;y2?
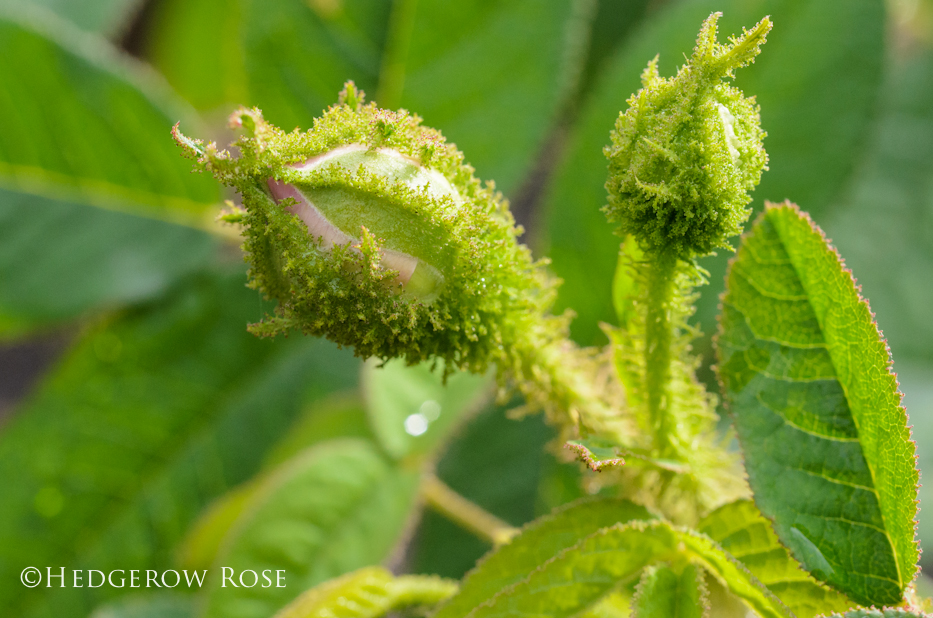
240;0;390;131
409;406;554;579
631;564;708;618
543;0;885;344
0;270;358;618
264;394;371;469
0;187;216;335
434;497;653;618
178;480;259;573
699;499;853;618
145;0;246;111
820;50;933;364
467;520;792;618
363;358;491;460
0;6;219;225
201;439;421;618
399;0;587;194
241;0;588;196
717;203;919;606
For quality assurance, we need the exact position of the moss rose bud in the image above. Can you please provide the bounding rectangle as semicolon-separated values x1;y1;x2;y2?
604;13;770;260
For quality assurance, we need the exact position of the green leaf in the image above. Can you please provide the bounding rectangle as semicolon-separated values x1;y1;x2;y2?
579;591;632;618
409;405;555;579
699;499;853;618
465;520;793;618
273;566;457;618
434;497;653;618
543;0;886;344
0;0;144;36
90;594;195;618
364;358;491;460
820;49;933;364
0;271;358;618
631;564;709;618
241;0;588;195
0;187;217;335
716;203;920;606
145;0;246;110
398;0;588;194
0;6;219;226
264;394;372;469
178;480;259;573
201;439;422;618
180;396;373;574
240;0;390;131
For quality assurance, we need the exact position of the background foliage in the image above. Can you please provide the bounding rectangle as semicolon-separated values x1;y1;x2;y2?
0;0;931;616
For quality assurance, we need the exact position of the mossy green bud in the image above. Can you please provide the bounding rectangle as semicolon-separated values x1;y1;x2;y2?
604;13;770;260
172;83;586;417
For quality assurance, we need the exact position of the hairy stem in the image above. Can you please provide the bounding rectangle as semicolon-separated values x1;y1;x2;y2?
644;250;677;455
421;474;518;546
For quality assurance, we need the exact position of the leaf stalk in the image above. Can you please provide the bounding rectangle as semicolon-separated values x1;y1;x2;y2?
421;474;518;546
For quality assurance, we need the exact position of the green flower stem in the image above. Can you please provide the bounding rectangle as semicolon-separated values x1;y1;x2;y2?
644;250;677;455
421;474;519;546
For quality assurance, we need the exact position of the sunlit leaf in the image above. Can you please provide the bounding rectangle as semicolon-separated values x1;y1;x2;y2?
272;566;456;618
434;497;652;618
465;520;793;618
826;608;929;618
631;564;708;618
699;500;853;618
717;203;919;606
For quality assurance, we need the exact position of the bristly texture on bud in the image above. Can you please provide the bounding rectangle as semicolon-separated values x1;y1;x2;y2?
173;83;623;438
604;12;770;260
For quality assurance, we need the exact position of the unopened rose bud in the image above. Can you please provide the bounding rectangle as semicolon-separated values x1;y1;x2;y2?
172;83;565;394
604;13;770;259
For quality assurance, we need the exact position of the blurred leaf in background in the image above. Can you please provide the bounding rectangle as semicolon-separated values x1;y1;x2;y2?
0;271;357;617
